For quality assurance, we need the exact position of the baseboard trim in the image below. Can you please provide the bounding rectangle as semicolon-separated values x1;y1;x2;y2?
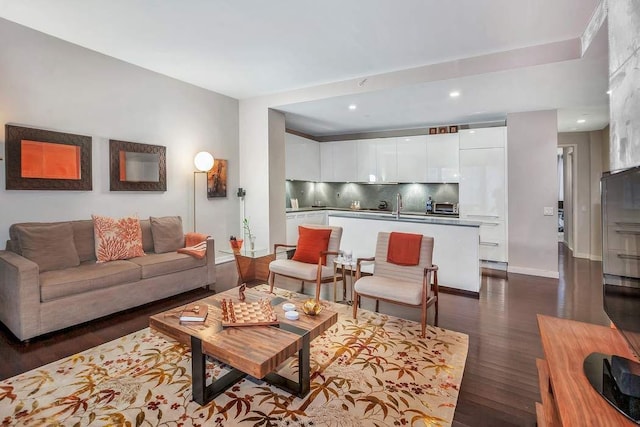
574;252;591;259
439;285;480;299
507;265;560;279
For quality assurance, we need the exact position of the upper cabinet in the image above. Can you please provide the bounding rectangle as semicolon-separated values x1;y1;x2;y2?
459;126;506;149
376;138;398;183
396;136;428;182
285;133;320;181
320;141;358;182
356;139;379;182
426;133;459;183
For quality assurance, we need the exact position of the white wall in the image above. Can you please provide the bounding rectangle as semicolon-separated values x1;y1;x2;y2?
608;0;640;170
507;110;559;278
0;18;239;248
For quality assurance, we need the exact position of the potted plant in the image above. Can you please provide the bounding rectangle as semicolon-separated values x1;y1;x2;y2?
243;218;256;251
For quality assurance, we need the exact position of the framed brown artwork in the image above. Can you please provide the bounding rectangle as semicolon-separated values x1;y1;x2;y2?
428;127;438;135
109;140;166;191
449;125;458;133
207;159;228;198
5;124;92;190
438;126;449;134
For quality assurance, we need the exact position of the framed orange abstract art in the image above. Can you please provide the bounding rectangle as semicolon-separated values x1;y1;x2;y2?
5;124;92;190
207;159;227;198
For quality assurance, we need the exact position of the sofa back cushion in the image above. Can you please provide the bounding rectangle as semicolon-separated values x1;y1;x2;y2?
150;216;184;253
14;223;80;272
140;219;155;253
72;220;98;262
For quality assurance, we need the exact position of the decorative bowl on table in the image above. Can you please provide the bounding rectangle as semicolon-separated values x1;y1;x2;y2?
301;299;323;316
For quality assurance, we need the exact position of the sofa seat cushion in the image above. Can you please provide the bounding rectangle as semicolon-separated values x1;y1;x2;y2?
40;260;141;302
128;252;206;279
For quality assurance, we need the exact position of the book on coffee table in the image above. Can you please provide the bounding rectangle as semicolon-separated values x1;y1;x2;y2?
180;304;208;323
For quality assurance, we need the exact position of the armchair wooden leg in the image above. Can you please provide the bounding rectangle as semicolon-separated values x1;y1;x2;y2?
300;281;305;294
268;271;275;294
420;302;427;339
352;291;359;319
314;279;321;303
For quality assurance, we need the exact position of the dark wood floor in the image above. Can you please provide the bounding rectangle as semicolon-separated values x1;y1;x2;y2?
0;243;608;426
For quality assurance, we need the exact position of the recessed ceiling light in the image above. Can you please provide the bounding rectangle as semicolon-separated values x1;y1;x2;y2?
577;119;586;124
469;130;476;134
606;90;612;95
449;91;460;98
348;104;357;110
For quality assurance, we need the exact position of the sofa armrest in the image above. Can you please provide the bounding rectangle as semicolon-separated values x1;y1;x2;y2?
0;250;41;341
205;238;216;287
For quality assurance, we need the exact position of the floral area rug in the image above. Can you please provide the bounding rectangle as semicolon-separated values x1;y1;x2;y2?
0;285;468;426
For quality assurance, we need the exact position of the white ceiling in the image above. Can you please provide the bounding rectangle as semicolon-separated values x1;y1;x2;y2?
0;0;609;135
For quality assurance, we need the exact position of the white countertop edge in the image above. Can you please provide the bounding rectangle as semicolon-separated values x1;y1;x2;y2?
327;212;481;227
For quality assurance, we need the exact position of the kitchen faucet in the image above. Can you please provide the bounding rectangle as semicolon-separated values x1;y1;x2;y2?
395;193;403;219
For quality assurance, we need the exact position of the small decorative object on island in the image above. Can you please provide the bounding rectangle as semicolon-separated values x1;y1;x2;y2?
243;218;256;251
238;283;246;301
302;298;323;316
229;236;243;253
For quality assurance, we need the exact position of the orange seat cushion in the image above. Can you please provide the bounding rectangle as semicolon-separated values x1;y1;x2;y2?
292;226;332;265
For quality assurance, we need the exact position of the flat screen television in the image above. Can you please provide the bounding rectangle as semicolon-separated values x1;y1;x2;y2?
584;165;640;423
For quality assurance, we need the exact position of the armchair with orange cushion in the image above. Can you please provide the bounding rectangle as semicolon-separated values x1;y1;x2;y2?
268;224;343;302
352;231;439;338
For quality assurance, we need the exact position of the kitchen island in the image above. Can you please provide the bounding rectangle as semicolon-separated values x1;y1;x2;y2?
328;212;481;295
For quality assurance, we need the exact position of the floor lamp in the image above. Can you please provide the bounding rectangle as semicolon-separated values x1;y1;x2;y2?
193;151;214;232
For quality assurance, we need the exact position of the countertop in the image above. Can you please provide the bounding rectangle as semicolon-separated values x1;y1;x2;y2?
286;207;480;227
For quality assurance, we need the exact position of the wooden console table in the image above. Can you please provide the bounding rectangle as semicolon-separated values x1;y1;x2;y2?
537;314;637;426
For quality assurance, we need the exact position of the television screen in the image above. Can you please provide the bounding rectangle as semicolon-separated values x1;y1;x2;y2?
602;165;640;358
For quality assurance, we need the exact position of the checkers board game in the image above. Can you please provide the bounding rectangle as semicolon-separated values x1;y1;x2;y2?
220;298;279;327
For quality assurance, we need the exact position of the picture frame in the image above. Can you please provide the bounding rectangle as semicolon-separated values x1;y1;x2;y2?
207;159;228;198
428;127;438;135
438;126;449;134
449;125;458;133
109;139;166;191
5;124;92;191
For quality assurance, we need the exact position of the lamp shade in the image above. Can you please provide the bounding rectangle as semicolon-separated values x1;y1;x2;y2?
194;151;214;172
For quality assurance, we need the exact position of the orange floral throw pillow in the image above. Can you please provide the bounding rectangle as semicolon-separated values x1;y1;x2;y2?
292;226;332;265
92;215;145;262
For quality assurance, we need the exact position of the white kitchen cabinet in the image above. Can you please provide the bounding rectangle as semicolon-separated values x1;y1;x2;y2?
286;211;327;244
396;136;428;182
320;141;358;182
285;133;320;181
459;130;508;263
376;139;398;182
356;139;378;182
459;126;506;149
426;133;459;183
320;142;333;182
459;147;506;218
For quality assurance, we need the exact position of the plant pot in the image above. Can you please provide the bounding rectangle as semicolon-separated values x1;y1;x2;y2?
229;239;243;253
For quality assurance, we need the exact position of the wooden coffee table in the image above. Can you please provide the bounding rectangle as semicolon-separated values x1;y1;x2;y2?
149;287;338;405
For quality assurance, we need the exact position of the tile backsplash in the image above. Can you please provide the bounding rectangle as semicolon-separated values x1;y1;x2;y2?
286;181;458;212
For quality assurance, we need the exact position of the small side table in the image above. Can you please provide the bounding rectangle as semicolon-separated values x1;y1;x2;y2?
333;257;357;304
220;247;288;285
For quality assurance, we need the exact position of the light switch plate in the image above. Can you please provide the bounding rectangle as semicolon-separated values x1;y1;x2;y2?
543;207;554;216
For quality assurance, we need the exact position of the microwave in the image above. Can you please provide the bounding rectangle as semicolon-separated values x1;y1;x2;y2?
433;202;459;215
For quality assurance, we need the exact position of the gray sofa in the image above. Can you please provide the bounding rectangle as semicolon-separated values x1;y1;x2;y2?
0;217;216;341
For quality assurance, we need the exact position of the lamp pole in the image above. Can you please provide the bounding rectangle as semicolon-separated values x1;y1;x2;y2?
193;152;214;232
